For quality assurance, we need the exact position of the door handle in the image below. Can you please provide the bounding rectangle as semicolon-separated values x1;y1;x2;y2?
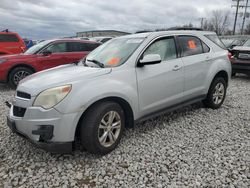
172;65;181;71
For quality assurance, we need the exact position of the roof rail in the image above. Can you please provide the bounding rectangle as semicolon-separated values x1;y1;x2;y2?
2;29;9;32
135;30;152;34
166;27;203;31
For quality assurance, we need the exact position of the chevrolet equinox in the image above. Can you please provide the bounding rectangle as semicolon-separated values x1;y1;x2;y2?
7;30;231;155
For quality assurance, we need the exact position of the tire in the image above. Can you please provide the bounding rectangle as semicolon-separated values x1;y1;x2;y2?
9;67;34;88
203;77;227;109
80;101;125;155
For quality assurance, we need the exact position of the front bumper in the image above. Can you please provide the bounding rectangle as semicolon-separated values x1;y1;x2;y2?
7;116;72;153
7;101;81;153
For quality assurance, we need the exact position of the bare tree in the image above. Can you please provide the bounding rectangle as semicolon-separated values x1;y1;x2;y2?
202;20;214;31
209;10;229;35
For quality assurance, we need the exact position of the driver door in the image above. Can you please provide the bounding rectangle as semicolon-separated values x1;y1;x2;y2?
136;36;184;116
36;42;69;71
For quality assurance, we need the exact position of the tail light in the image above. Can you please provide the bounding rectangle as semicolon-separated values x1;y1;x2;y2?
20;46;26;52
228;52;233;60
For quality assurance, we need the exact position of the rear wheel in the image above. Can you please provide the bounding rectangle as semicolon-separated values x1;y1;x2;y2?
9;67;34;88
80;101;125;155
203;77;227;109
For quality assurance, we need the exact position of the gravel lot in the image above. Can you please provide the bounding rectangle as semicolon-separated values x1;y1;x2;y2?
0;75;249;187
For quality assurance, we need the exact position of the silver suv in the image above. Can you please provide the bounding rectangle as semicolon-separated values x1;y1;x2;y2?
7;30;231;155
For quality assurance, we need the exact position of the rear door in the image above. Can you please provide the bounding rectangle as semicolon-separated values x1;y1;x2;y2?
177;35;211;100
36;42;69;70
66;42;99;63
136;36;184;115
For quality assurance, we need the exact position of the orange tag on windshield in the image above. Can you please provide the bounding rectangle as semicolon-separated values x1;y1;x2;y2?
107;57;120;66
188;40;196;49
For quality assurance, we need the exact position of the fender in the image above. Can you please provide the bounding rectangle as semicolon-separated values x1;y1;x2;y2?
0;49;11;55
204;55;231;94
54;77;138;141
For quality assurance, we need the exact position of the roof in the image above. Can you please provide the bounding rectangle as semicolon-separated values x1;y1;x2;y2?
77;30;130;34
119;30;216;39
43;38;100;43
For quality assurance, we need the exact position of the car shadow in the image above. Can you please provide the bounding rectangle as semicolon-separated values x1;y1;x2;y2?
0;83;13;91
232;73;250;80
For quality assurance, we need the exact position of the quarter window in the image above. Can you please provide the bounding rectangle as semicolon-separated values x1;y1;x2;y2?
202;42;210;53
143;38;177;61
0;34;19;42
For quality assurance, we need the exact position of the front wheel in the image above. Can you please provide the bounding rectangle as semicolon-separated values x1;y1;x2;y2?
80;101;125;155
9;67;34;88
203;77;227;109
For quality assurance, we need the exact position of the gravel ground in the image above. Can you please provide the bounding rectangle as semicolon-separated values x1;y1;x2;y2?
0;75;249;188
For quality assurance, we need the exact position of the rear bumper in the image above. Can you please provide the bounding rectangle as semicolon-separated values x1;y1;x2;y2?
7;116;73;153
232;64;250;74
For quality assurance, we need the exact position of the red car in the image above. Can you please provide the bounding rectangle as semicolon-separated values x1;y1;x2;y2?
0;30;27;55
0;39;100;87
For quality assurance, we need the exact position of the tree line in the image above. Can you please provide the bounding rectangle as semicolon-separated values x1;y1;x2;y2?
136;10;250;36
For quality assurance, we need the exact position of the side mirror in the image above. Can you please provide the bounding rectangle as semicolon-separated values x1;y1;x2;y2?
42;50;52;56
139;54;161;66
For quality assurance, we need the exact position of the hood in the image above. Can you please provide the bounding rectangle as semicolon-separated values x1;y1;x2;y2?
17;64;112;96
0;53;35;60
232;46;250;52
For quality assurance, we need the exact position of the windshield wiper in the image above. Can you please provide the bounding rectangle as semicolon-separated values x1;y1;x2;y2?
86;59;105;68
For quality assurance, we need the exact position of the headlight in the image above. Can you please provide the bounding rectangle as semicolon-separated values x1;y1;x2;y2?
33;85;71;109
0;59;6;64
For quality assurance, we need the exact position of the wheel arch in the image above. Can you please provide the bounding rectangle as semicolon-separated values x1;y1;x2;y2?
74;96;135;140
213;70;229;87
7;64;36;82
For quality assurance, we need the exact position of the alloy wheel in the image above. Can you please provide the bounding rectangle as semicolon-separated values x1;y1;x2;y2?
212;82;225;105
98;111;122;147
13;71;31;85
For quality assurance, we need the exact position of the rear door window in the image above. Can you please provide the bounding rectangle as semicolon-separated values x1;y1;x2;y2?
85;43;100;51
0;34;19;42
178;36;203;57
68;42;99;52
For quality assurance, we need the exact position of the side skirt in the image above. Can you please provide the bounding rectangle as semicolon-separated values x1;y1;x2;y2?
134;95;207;124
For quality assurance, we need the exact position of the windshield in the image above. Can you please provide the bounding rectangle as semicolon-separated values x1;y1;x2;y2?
24;40;51;54
85;37;144;67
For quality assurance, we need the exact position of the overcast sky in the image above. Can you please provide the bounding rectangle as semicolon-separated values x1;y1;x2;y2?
0;0;235;39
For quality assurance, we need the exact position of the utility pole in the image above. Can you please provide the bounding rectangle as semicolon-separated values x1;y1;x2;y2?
241;0;249;34
232;0;241;35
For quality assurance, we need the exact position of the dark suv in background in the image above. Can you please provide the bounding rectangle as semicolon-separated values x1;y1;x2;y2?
0;39;100;87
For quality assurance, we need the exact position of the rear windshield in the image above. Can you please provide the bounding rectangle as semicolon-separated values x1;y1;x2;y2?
0;34;19;42
205;34;226;49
